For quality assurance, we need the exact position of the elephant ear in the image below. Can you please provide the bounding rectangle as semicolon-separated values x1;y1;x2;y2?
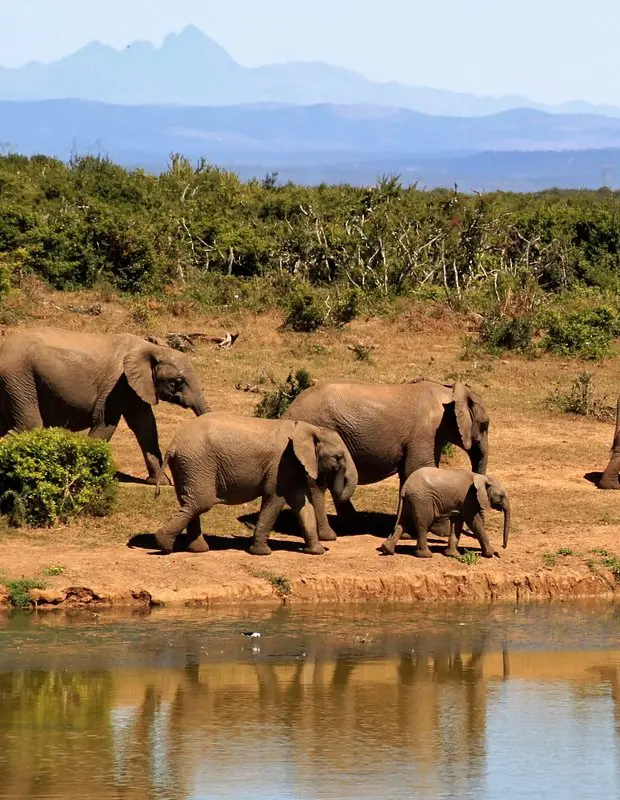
473;475;491;510
291;422;319;481
452;382;473;450
123;346;160;406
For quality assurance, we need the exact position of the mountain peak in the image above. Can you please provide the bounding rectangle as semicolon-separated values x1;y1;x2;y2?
159;25;238;69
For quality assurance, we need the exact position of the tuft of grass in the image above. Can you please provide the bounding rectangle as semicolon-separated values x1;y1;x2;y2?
2;578;46;608
542;552;557;567
546;372;613;420
43;565;65;576
602;555;620;581
591;548;610;556
557;547;574;556
251;569;291;597
457;550;480;566
349;342;374;362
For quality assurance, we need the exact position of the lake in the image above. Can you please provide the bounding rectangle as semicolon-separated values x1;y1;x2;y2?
1;603;619;799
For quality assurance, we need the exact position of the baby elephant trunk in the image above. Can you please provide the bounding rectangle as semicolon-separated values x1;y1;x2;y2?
332;450;358;503
502;499;511;549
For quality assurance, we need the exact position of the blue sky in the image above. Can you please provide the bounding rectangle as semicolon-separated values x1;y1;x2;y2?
0;0;617;105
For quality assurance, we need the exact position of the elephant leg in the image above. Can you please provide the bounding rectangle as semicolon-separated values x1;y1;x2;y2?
599;452;620;490
307;480;337;542
290;490;325;556
154;506;199;554
248;495;286;556
413;522;433;559
445;518;463;558
469;512;496;558
122;400;167;484
332;495;358;529
174;516;209;553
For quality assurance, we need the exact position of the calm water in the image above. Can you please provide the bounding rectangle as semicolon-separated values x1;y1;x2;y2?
1;603;620;799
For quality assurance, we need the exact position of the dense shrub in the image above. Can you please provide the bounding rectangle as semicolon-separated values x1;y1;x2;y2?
3;154;620;304
543;306;620;359
479;314;535;353
255;369;314;419
0;429;117;527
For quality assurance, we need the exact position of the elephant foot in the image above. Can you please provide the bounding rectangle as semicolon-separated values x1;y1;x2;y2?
154;532;175;554
248;543;272;557
444;547;460;559
303;544;326;556
599;479;620;490
318;527;338;542
414;546;433;559
185;536;209;554
378;541;396;556
481;549;499;559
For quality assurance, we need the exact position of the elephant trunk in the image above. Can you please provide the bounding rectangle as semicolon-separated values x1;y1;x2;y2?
469;436;488;475
191;393;211;416
502;500;511;549
333;449;358;503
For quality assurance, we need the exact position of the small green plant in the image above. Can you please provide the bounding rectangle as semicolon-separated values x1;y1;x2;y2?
543;306;620;360
591;547;610;556
557;547;573;556
3;578;46;608
284;287;359;332
0;428;117;527
43;565;65;576
349;342;373;362
252;569;291;597
457;550;480;565
546;372;612;420
542;552;557;567
255;368;313;419
441;442;456;461
479;314;535;353
602;555;620;581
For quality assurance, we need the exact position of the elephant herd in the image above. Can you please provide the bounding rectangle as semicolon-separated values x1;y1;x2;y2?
0;326;517;558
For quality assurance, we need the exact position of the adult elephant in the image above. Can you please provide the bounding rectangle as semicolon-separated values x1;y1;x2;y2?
282;378;489;541
0;327;209;483
599;397;620;489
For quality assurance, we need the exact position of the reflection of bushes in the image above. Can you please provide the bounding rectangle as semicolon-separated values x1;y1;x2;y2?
0;429;117;527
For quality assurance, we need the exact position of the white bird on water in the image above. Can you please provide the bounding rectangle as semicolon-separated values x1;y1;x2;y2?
242;631;261;639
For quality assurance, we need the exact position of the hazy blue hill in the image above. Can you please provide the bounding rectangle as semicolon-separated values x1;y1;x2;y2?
1;25;619;118
5;99;620;162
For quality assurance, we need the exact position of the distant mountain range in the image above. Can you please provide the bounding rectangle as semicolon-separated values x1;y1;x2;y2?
1;25;619;118
3;99;620;191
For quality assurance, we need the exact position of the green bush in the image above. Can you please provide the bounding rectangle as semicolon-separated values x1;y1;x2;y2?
479;314;535;353
285;290;326;332
0;429;117;527
543;306;620;359
255;369;314;419
546;371;612;419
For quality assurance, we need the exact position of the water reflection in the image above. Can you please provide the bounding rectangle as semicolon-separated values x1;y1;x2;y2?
0;608;619;799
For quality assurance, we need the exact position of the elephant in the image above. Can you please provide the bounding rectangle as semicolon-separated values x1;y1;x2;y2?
379;467;510;559
282;378;489;541
0;327;209;483
598;397;620;489
152;412;358;555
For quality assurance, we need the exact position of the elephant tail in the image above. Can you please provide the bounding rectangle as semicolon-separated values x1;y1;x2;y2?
155;451;172;498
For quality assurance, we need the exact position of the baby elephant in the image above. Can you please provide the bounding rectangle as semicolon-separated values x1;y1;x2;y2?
153;412;358;556
379;467;510;559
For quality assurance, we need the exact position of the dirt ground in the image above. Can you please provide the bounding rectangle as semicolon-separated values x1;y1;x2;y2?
2;284;620;608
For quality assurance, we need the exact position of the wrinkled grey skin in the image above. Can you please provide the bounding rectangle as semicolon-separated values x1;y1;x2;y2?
282;378;489;541
380;467;510;559
599;397;620;489
153;412;358;556
0;327;209;483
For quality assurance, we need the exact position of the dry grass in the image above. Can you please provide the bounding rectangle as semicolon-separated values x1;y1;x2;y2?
1;283;620;599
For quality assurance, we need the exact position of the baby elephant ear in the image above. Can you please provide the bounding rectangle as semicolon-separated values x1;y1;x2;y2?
473;474;491;510
123;347;159;406
291;422;319;481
